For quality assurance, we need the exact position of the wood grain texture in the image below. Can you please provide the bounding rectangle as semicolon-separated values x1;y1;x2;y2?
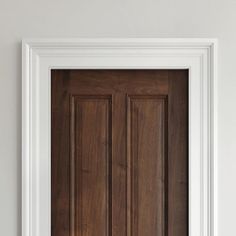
168;70;189;236
127;95;167;236
51;69;188;236
51;70;71;236
70;96;112;236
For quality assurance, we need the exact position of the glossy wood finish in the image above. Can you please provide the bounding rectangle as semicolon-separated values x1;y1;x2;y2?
51;70;188;236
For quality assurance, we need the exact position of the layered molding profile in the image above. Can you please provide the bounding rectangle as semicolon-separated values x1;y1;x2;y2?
22;38;218;236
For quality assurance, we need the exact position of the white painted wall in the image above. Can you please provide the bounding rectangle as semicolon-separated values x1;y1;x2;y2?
0;0;235;235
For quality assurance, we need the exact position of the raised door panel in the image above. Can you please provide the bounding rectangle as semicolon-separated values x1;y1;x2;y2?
127;96;167;236
70;96;112;236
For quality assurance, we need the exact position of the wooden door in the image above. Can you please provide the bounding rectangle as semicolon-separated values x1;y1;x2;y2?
51;70;188;236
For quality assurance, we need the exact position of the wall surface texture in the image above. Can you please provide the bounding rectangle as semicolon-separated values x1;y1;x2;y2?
0;0;235;235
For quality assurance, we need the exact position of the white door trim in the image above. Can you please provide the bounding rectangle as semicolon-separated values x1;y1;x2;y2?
22;38;218;236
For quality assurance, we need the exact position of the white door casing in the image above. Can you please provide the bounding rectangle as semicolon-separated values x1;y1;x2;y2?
22;38;218;236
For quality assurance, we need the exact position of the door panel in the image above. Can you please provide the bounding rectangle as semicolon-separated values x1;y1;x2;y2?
70;96;112;236
127;96;167;236
51;70;188;236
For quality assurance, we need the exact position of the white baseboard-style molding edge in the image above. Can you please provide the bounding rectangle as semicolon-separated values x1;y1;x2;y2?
22;38;218;236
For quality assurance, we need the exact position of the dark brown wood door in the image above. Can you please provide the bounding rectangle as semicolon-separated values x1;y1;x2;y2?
51;70;188;236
